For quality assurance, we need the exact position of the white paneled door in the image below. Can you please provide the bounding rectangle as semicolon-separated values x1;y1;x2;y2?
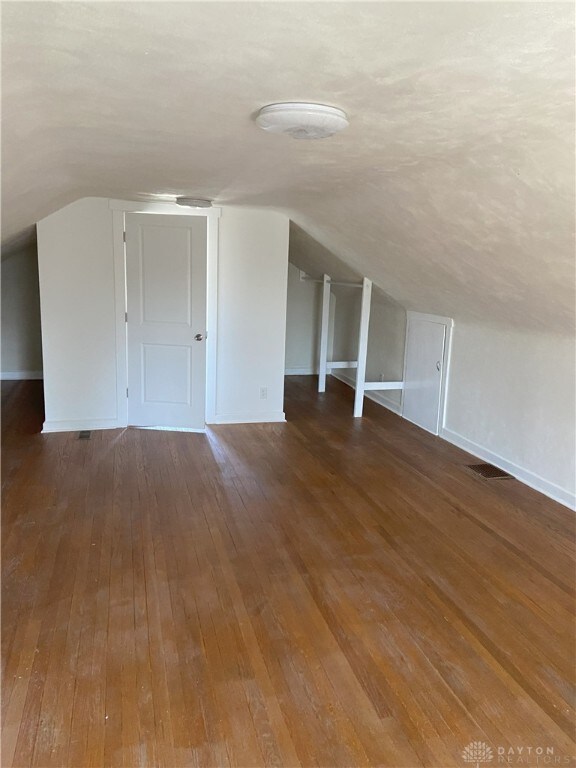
125;213;207;429
402;316;448;435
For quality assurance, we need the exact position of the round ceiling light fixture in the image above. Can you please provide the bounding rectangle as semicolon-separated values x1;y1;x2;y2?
175;197;212;208
255;102;349;140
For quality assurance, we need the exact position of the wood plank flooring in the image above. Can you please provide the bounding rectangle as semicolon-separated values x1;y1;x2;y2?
2;377;575;767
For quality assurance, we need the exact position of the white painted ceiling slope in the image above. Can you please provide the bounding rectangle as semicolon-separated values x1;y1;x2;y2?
2;2;574;332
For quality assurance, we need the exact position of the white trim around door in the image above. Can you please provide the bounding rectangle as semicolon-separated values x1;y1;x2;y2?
111;199;221;430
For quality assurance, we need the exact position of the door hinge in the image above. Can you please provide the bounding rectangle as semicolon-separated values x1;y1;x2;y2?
125;312;128;322
126;387;129;398
123;230;126;243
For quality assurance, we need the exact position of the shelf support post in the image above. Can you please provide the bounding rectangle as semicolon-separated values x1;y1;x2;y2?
353;277;372;417
318;274;331;393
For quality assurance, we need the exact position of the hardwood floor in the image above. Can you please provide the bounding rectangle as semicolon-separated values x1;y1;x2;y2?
2;377;575;768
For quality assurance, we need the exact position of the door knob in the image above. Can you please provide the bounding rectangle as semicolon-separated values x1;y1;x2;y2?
194;333;204;341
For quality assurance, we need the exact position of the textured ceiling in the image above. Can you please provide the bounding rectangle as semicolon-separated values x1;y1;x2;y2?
2;2;574;331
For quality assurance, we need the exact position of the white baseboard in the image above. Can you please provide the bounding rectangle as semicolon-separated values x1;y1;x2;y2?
365;388;402;415
331;370;355;388
331;371;402;416
210;411;286;425
43;412;287;432
1;370;43;380
285;367;317;375
441;427;576;511
135;425;207;434
42;418;123;433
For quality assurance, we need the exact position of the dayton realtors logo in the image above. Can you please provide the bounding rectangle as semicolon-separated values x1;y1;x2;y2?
462;742;574;766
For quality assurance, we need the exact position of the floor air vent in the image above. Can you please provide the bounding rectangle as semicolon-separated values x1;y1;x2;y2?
467;463;512;480
78;430;91;440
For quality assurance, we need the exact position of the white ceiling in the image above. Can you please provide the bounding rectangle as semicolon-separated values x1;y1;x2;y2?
2;2;574;331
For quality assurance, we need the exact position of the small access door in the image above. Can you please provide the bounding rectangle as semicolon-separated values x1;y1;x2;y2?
125;213;207;430
402;313;451;435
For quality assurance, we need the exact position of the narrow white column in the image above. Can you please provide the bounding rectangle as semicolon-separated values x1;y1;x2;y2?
353;277;372;417
318;274;331;392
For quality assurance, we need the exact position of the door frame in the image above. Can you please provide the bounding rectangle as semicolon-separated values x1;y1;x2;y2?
110;199;221;430
401;311;454;435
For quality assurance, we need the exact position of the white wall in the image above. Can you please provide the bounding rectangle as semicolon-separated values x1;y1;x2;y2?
215;207;289;422
37;198;289;430
331;286;360;363
443;322;576;507
1;245;43;378
365;298;406;412
284;263;321;374
331;287;406;413
37;198;119;429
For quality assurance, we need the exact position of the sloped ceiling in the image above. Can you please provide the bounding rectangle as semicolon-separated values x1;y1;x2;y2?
2;2;574;331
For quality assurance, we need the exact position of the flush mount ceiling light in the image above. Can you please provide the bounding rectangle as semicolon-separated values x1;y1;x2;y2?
255;102;349;140
175;197;212;208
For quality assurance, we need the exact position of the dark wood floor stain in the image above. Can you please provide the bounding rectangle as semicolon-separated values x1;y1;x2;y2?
2;378;575;767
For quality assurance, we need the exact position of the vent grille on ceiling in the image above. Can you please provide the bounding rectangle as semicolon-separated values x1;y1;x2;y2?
467;463;513;479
